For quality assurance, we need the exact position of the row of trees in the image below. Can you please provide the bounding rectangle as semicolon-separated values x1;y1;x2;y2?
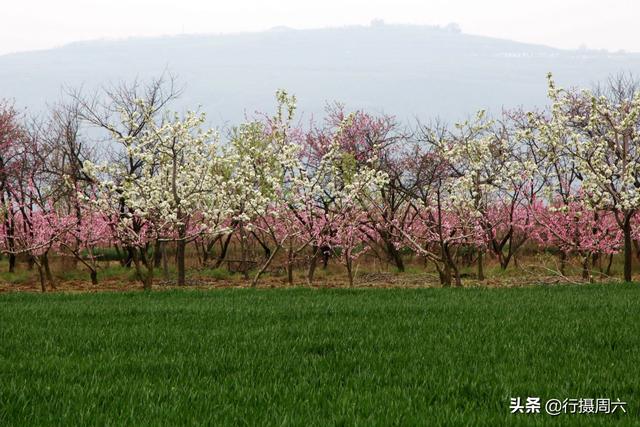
2;73;640;291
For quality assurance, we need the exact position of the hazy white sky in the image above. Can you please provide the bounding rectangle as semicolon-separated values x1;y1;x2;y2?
2;0;638;55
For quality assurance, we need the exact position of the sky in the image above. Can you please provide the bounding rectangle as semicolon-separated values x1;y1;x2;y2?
2;0;639;55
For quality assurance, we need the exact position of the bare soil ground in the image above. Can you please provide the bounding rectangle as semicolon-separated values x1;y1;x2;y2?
0;270;617;293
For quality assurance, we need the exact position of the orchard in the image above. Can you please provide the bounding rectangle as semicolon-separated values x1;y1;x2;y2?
2;73;640;291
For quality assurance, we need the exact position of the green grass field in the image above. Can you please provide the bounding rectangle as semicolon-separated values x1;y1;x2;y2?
1;285;639;426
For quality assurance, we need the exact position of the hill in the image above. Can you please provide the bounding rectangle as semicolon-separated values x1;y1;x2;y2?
1;24;639;125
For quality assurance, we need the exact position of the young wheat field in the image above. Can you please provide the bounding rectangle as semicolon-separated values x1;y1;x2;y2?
1;284;638;426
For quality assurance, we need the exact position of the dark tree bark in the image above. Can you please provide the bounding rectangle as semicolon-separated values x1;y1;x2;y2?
176;239;186;286
214;233;233;269
623;214;633;282
153;239;162;269
90;269;98;285
8;253;16;273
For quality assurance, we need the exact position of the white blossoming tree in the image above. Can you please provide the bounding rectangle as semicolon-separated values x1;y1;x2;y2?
544;73;640;282
441;111;539;276
84;108;230;288
224;90;388;286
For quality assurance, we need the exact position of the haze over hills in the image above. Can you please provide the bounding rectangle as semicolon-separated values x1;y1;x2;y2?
1;23;639;127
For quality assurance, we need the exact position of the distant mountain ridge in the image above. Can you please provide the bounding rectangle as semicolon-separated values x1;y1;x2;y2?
1;24;639;126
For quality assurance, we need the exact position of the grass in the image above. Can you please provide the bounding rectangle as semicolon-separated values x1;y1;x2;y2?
189;267;237;280
46;264;148;283
1;285;639;425
0;257;30;284
0;269;31;285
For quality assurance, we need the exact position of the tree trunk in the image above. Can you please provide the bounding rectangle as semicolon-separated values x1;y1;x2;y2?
606;253;614;276
623;214;633;282
287;246;294;286
321;245;330;269
559;251;567;276
201;240;209;265
3;211;16;273
37;263;46;293
90;269;98;285
307;246;318;286
592;253;604;278
124;246;134;268
176;239;186;286
153;239;162;269
144;271;153;290
592;252;600;271
162;244;169;279
382;234;404;272
287;265;294;285
8;253;16;273
43;254;55;288
214;233;233;268
499;253;510;271
346;258;354;287
239;226;249;280
252;231;272;260
202;236;222;266
252;245;281;287
132;249;153;291
390;245;404;272
452;266;462;287
440;263;452;287
443;245;461;287
477;250;485;281
581;254;591;282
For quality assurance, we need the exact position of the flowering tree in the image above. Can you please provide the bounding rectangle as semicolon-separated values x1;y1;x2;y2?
387;142;471;287
83;109;230;288
72;76;180;270
224;92;388;286
306;106;407;272
6;72;640;288
25;100;113;284
222;93;299;285
56;203;113;285
0;124;75;291
0;101;25;272
325;198;375;287
431;111;542;279
299;116;389;285
541;73;640;282
530;199;621;280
